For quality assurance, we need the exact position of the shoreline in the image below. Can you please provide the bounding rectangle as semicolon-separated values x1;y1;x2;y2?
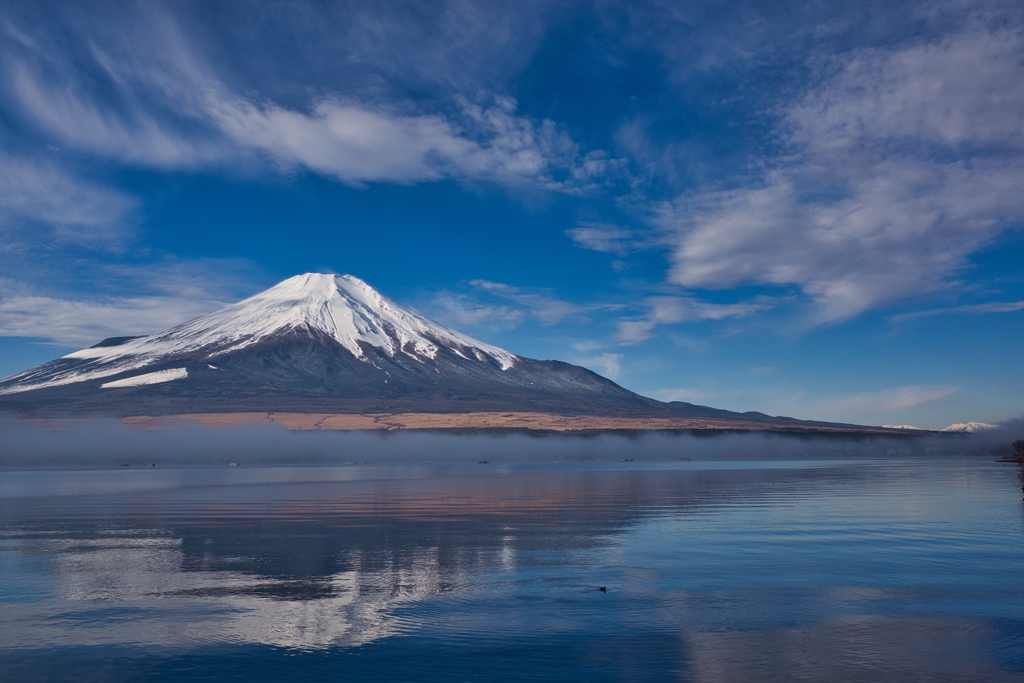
16;410;934;436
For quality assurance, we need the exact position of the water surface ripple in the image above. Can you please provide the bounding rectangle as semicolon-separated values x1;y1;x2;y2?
1;458;1022;681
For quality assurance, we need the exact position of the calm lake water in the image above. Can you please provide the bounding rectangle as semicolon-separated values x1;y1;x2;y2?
1;457;1022;682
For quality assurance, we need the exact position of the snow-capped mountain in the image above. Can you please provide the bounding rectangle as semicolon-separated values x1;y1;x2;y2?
883;424;921;430
0;273;912;431
941;422;998;433
0;274;516;396
0;274;703;419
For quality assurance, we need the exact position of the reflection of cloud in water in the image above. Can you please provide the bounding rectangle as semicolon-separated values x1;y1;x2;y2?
201;564;437;649
6;531;452;649
49;534;183;602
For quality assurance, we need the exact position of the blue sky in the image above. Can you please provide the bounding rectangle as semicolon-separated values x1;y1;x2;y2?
1;0;1021;429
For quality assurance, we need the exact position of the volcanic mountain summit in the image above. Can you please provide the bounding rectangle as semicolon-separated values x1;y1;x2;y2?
0;274;901;433
0;274;652;416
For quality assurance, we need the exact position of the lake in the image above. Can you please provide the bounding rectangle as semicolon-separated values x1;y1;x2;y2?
1;457;1022;682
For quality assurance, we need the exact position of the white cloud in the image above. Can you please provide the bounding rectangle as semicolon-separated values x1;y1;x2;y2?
567;222;636;256
660;27;1024;322
210;95;602;190
613;321;660;346
647;295;773;324
787;29;1024;152
575;352;623;380
211;98;466;184
614;295;774;344
0;294;221;348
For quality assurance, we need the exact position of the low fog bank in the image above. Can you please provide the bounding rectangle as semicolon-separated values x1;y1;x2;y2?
2;416;1021;469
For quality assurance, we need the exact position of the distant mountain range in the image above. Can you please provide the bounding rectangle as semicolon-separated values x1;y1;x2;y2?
940;422;998;433
887;422;999;433
0;274;924;434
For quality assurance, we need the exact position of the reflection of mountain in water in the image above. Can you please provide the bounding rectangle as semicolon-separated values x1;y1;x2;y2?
3;465;862;650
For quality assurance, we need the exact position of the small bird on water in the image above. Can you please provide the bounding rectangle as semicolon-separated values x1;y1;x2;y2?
599;587;606;593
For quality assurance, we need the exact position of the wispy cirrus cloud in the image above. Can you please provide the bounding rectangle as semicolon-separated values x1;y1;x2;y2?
819;385;959;417
566;222;638;256
425;294;528;331
4;5;228;169
0;153;138;248
3;5;623;193
421;280;643;351
423;279;614;334
891;301;1024;323
466;280;594;325
740;384;962;425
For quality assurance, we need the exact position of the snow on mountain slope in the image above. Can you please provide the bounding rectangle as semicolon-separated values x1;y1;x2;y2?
100;368;188;388
941;422;998;433
0;274;518;395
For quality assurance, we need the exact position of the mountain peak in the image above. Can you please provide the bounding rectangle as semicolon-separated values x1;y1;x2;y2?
271;272;370;297
228;272;516;367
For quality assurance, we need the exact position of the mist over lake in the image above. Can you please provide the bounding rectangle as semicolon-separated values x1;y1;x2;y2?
3;416;1021;468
